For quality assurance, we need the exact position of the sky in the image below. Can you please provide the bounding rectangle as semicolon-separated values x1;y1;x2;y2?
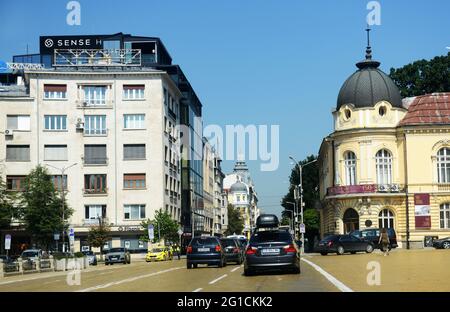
0;0;449;216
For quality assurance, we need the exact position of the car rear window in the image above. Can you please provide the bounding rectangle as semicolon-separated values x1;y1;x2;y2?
109;248;125;253
220;239;236;247
250;231;292;244
191;237;218;246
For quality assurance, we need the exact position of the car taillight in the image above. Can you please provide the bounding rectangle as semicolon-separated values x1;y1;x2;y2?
215;245;221;252
187;246;192;254
284;244;296;253
327;241;333;247
245;246;257;255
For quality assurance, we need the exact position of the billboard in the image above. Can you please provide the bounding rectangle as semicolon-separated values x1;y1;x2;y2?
414;194;431;228
40;35;104;54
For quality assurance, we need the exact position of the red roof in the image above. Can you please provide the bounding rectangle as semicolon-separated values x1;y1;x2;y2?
399;93;450;126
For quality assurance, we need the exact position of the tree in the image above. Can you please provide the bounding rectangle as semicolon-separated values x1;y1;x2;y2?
19;165;73;249
0;176;15;230
224;204;244;236
389;52;450;97
87;217;111;260
140;209;179;244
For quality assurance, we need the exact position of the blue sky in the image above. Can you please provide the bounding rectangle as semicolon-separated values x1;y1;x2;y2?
1;0;449;216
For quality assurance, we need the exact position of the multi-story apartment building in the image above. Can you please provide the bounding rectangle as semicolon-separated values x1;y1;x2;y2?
0;33;204;253
212;150;228;236
202;139;214;234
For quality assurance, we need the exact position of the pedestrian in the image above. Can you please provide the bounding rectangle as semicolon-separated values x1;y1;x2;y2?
378;228;390;256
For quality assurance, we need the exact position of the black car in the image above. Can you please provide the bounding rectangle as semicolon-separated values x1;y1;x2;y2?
316;235;374;255
244;214;300;276
186;236;226;269
220;238;244;265
350;228;398;249
432;237;450;249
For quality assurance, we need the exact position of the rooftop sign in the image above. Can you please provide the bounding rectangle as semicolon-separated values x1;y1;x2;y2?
40;35;103;54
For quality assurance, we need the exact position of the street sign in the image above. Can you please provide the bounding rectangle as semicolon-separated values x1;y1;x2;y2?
148;224;155;240
299;223;306;234
68;228;75;246
54;233;60;241
5;234;11;250
177;229;183;236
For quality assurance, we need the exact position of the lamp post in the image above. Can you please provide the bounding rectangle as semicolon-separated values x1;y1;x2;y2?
45;163;77;252
284;202;296;233
289;156;317;255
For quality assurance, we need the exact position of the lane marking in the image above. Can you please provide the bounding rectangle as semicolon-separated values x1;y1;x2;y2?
76;266;184;292
193;288;203;292
301;258;353;292
208;274;227;285
230;266;240;273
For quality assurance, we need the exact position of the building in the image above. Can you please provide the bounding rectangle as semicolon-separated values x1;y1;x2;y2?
0;33;205;253
212;149;228;236
202;138;214;234
317;34;450;248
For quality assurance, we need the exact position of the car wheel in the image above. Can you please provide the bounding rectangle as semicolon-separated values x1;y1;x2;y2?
350;251;356;254
193;264;198;268
320;252;328;256
244;268;254;276
366;244;374;253
218;260;224;268
443;242;450;249
337;246;345;255
237;258;242;265
187;262;192;269
292;266;301;274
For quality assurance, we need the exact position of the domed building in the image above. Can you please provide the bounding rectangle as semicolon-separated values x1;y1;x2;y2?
318;32;450;248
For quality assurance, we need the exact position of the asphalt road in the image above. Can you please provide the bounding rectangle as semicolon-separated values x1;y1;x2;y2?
0;258;338;292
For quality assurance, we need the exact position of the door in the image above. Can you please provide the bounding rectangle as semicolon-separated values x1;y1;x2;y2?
343;208;359;233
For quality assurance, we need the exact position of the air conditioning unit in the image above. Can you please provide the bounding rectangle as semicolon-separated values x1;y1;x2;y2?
378;184;387;192
390;184;400;192
4;129;14;136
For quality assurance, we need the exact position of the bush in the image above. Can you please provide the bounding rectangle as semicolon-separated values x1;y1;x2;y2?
74;252;84;258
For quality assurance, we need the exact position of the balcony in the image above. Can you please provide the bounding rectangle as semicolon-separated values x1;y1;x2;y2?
438;184;450;192
326;184;405;196
76;99;113;109
82;157;108;166
83;188;108;196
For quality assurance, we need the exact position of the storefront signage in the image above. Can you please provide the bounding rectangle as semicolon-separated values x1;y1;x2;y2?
327;184;377;196
148;224;154;240
414;194;431;228
118;226;142;232
40;35;104;54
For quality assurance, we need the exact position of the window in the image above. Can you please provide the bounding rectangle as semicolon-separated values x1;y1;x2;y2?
44;145;68;161
51;175;67;190
84;174;107;194
85;205;106;219
6;176;26;191
123;85;145;100
124;174;146;189
124;144;145;160
84;115;106;135
344;151;357;186
437;148;450;183
378;209;395;228
6;115;30;131
84;145;107;165
44;115;67;130
376;149;392;185
124;204;146;220
124;114;145;129
6;145;30;161
44;84;67;99
83;86;106;106
440;203;450;229
379;106;387;116
344;109;351;120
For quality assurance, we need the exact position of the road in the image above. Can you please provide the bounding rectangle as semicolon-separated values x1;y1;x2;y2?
0;257;338;292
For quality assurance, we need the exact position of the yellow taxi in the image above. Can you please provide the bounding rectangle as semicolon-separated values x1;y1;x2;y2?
145;246;172;262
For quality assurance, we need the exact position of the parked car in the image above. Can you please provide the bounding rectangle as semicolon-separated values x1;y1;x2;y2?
432;237;450;249
350;228;398;249
316;235;374;255
186;236;226;269
220;238;244;265
244;214;300;276
82;250;97;265
21;249;43;261
146;246;172;262
104;248;131;265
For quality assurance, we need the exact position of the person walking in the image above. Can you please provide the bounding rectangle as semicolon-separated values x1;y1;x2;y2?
378;228;390;256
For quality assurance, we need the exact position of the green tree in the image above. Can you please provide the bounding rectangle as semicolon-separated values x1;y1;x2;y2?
19;165;73;249
87;217;111;260
389;52;450;97
224;204;244;236
140;209;179;244
0;176;15;230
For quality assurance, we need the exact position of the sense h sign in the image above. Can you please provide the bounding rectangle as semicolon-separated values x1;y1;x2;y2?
40;35;103;53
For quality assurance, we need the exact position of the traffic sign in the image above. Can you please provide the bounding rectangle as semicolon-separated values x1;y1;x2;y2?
299;223;306;234
177;229;183;236
5;234;11;250
148;224;155;240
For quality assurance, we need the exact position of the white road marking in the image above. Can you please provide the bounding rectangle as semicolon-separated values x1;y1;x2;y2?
193;288;203;292
301;258;353;292
208;274;228;285
76;266;184;292
230;266;240;273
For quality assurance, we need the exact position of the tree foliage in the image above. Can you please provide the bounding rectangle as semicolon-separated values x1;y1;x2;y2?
389;52;450;97
19;165;72;248
0;176;15;230
87;217;111;258
141;209;179;244
224;204;244;236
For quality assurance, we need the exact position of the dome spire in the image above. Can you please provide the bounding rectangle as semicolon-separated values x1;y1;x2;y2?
356;26;380;69
365;26;372;60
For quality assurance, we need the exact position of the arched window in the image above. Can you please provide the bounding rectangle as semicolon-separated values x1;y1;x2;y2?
376;149;392;185
378;209;395;228
437;148;450;183
344;151;357;185
440;203;450;229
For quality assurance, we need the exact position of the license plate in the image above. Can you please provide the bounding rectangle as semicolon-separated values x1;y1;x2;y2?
111;257;118;260
261;248;280;255
198;248;210;252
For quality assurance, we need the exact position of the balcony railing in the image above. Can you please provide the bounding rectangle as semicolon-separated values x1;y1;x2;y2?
327;184;405;196
54;49;141;66
438;184;450;192
82;157;108;166
83;188;108;195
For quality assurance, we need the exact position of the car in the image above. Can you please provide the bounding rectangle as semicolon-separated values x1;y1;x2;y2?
21;249;43;261
186;236;226;269
146;246;172;262
432;237;450;249
82;250;97;265
244;214;300;276
104;247;131;265
350;228;398;249
316;235;374;255
220;238;244;265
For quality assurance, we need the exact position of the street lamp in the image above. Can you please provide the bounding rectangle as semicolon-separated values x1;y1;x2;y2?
289;156;317;255
45;163;77;252
284;202;296;232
